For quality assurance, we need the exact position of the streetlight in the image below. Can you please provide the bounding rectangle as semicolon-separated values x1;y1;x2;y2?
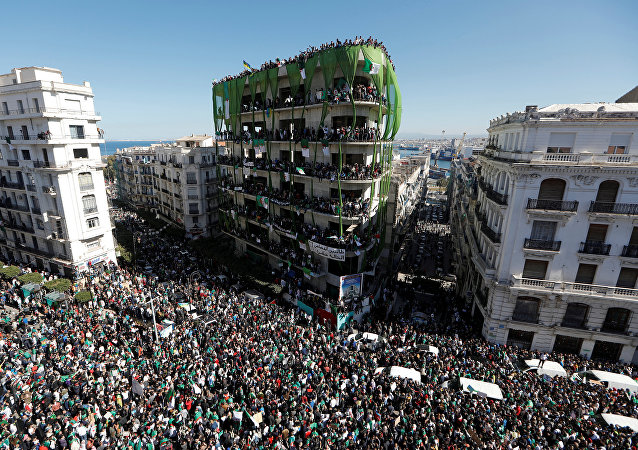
140;295;161;342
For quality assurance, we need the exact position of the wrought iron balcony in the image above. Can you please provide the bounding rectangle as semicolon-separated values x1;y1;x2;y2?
478;177;508;205
579;241;611;255
589;201;638;215
480;221;501;243
622;245;638;258
7;159;19;167
526;198;578;212
524;238;561;251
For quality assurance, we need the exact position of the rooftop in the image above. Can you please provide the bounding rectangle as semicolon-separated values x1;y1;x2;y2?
489;102;638;128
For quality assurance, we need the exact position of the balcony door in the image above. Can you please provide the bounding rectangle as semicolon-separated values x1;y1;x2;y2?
595;180;619;203
537;178;565;201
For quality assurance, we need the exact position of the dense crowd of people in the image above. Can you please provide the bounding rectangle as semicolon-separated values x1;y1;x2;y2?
218;155;384;181
0;207;637;449
214;36;395;86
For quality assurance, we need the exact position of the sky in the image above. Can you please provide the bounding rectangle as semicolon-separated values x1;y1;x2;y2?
5;0;637;140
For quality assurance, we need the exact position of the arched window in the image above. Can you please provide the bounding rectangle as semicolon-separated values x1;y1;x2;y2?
538;178;566;201
512;296;540;323
78;172;93;191
602;307;631;333
595;180;619;203
562;303;589;328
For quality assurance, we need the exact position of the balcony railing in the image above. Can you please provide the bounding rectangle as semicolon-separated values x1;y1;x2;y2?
83;207;98;215
526;198;578;212
186;179;197;185
579;241;611;255
31;207;42;215
589;201;638;215
622;245;638;258
480;221;501;243
7;159;19;167
42;186;56;195
79;183;94;192
189;209;199;215
512;275;638;300
0;180;24;190
0;107;99;116
478;177;508;205
524;238;561;251
26;184;37;192
5;222;35;234
32;160;50;168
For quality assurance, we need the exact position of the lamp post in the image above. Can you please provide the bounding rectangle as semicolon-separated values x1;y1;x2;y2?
140;295;161;342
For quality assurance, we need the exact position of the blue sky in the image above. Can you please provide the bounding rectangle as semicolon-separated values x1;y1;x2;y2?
7;0;637;139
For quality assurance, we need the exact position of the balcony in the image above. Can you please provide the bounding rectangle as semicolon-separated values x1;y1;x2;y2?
187;194;198;200
478;177;508;206
526;198;578;212
186;179;197;185
480;221;501;243
579;241;611;255
32;160;51;168
173;178;181;184
512;275;638;300
0;180;24;190
7;159;19;167
524;238;561;251
79;183;94;192
589;201;638;215
188;209;199;215
622;245;638;258
83;207;98;215
5;222;35;234
26;184;37;192
31;207;42;215
0;200;30;213
42;186;56;195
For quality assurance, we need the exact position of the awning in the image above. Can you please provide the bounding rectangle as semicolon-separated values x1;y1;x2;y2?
44;291;66;306
21;283;41;296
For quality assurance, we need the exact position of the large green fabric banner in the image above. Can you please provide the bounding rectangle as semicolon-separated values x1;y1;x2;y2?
249;74;258;104
256;70;268;104
267;68;279;102
303;55;319;99
285;63;302;98
361;46;384;93
336;45;360;87
319;49;337;92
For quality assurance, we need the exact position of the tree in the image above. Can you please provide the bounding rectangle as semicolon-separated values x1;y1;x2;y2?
436;177;449;188
0;266;21;280
103;155;117;182
44;278;71;292
18;273;43;284
74;290;93;302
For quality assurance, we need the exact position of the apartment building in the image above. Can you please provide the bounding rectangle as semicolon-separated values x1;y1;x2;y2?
212;43;401;297
450;102;638;363
0;67;116;276
116;136;219;238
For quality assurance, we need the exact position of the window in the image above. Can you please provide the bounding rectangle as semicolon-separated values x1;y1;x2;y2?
591;341;623;362
547;132;575;153
512;296;540;323
602;308;631;333
530;221;557;241
595;180;619;203
78;172;94;191
192;216;199;224
86;238;101;250
522;259;548;280
21;150;31;160
17;100;24;114
189;203;199;215
186;172;197;184
562;303;589;328
506;329;534;350
189;156;195;164
82;195;97;214
537;178;566;201
33;98;40;113
552;335;583;355
585;224;608;242
608;133;631;154
69;125;85;139
616;268;638;289
7;126;14;139
1;102;7;115
575;263;597;284
87;217;99;228
73;148;88;159
21;126;29;140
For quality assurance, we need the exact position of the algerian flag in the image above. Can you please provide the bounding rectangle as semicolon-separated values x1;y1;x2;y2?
296;167;305;175
363;59;380;75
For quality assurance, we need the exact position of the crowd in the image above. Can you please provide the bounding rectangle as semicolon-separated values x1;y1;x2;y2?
214;36;395;86
0;207;636;449
217;122;380;144
218;155;383;181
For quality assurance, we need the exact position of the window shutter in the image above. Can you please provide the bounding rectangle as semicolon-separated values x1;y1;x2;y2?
616;268;638;289
575;264;597;284
537;179;566;201
522;259;548;279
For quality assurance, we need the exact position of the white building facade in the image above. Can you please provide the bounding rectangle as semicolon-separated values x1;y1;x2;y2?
452;103;638;363
116;136;219;238
0;67;116;276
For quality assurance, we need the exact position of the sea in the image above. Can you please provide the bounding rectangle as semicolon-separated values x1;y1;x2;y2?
100;140;169;156
397;148;450;170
